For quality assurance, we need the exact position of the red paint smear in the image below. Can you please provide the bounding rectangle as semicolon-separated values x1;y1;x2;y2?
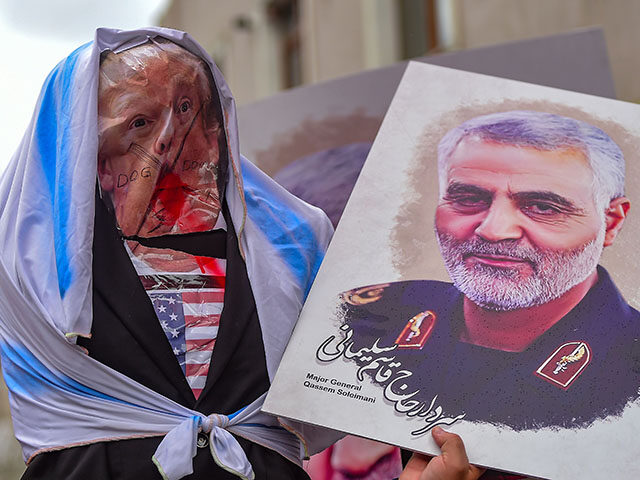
150;173;225;278
151;172;211;232
195;256;226;281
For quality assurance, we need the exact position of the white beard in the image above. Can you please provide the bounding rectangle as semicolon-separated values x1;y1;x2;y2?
436;227;605;311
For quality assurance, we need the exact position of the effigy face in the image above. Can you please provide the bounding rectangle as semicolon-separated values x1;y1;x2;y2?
98;40;223;238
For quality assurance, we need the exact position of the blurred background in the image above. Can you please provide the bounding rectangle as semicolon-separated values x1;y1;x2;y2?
158;0;640;104
2;0;640;172
1;0;639;478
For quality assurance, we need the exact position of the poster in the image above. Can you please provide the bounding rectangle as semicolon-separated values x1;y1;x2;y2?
238;29;614;231
264;62;640;479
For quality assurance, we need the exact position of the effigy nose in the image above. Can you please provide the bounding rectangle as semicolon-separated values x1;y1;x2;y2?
154;113;175;156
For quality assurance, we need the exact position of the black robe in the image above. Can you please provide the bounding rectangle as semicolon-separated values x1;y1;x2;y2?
22;197;309;480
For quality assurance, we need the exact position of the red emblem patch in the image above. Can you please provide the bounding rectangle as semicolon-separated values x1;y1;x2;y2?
395;311;436;349
535;341;591;390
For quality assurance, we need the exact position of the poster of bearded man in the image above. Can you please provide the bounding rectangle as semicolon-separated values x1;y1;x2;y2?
264;62;640;480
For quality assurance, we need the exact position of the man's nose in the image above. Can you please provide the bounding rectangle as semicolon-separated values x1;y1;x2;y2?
474;200;523;242
153;112;175;156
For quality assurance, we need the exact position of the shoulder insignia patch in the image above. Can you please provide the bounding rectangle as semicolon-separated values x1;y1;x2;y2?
534;341;591;390
341;283;391;306
395;311;436;349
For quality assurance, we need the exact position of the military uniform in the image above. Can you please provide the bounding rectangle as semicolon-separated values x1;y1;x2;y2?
339;266;640;430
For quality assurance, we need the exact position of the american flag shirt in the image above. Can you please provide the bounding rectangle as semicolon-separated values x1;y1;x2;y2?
126;243;226;400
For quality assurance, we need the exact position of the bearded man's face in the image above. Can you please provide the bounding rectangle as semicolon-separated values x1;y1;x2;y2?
434;137;605;311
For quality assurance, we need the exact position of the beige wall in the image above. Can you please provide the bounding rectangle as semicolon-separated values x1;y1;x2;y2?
161;0;286;104
161;0;402;105
455;0;640;102
160;0;640;103
300;0;401;84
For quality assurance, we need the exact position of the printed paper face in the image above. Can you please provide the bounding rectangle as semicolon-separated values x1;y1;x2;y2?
98;40;223;238
264;62;640;479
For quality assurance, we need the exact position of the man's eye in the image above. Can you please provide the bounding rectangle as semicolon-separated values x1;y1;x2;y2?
443;195;490;213
449;196;489;208
179;100;191;113
522;202;561;216
130;118;146;129
456;196;485;206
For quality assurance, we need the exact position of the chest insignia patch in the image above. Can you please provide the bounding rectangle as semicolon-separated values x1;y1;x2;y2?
535;341;591;390
341;283;390;306
395;311;436;349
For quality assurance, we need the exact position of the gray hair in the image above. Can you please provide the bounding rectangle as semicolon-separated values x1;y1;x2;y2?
436;110;625;211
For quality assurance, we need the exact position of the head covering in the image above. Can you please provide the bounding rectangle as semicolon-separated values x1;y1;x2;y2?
0;27;337;479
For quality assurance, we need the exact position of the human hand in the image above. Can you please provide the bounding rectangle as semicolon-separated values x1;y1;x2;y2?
399;427;485;480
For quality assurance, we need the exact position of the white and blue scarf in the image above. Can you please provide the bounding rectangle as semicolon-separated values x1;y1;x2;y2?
0;27;337;480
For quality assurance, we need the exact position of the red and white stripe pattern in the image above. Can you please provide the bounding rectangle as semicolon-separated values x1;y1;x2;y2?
129;248;226;400
182;289;223;398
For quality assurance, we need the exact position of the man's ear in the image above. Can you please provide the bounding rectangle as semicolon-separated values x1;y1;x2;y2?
98;156;114;192
604;197;630;247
